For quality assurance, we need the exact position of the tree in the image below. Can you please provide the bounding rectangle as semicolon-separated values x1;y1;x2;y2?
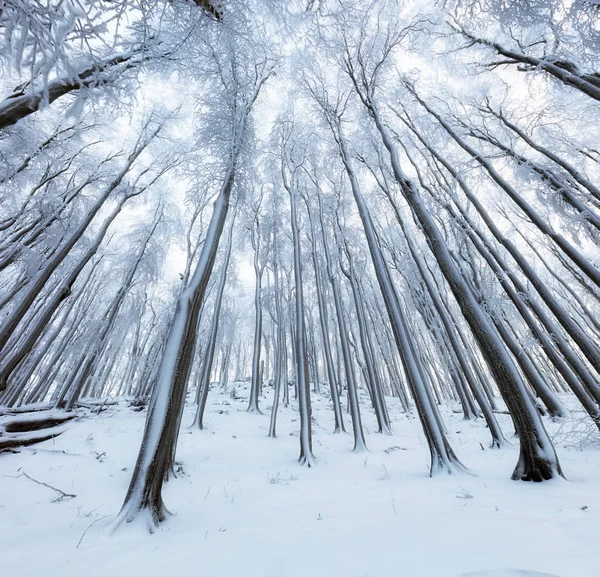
247;188;269;414
338;16;562;478
279;120;316;467
113;28;272;528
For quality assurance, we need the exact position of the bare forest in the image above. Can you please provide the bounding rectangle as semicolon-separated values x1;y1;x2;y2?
1;2;600;576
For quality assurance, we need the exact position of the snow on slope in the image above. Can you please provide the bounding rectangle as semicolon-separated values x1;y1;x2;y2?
0;383;598;577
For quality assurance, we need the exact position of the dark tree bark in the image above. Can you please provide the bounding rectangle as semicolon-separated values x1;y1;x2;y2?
0;51;151;131
342;56;560;478
113;67;269;528
453;25;600;103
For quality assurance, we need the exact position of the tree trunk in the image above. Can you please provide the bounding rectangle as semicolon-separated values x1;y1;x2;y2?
193;217;235;430
365;93;561;480
283;161;315;467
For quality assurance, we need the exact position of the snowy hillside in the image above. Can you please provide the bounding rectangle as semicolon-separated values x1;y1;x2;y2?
1;383;598;577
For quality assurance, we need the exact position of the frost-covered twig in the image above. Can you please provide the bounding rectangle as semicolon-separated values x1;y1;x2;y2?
552;410;600;450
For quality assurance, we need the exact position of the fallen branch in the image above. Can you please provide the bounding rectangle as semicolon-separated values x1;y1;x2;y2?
76;399;118;408
3;414;76;433
0;403;54;416
0;429;65;453
7;471;76;502
0;411;77;453
77;515;111;549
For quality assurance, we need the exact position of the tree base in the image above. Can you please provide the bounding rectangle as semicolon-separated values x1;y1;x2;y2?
429;452;471;477
298;452;316;467
112;497;172;533
489;436;510;450
511;449;564;482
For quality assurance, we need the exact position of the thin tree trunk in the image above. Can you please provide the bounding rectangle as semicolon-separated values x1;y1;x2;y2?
193;217;235;430
283;160;315;467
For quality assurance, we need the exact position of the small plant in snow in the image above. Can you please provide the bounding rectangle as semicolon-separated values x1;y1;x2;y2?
456;487;473;499
551;410;600;451
377;464;390;480
267;472;298;485
384;445;406;454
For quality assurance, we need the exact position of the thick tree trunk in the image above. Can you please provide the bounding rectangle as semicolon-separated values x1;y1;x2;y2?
330;117;464;474
405;116;600;426
0;51;149;130
365;94;561;480
114;165;236;530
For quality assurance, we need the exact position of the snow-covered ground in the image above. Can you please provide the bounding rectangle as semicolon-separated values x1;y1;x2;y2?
1;384;599;577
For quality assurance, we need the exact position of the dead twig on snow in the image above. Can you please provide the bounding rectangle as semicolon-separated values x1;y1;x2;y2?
6;470;76;502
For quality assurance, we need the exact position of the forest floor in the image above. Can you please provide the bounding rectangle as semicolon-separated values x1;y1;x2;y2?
1;383;599;577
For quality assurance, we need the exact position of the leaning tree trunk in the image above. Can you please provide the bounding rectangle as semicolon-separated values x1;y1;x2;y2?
0;128;159;360
386;139;567;423
327;113;464;474
448;201;600;429
317;195;367;451
485;105;600;204
340;243;391;435
2;258;102;407
113;65;268;528
0;50;150;130
412;90;600;291
400;229;506;446
114;166;236;529
364;91;561;480
403;114;600;408
62;216;161;411
0;188;148;390
454;26;600;103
